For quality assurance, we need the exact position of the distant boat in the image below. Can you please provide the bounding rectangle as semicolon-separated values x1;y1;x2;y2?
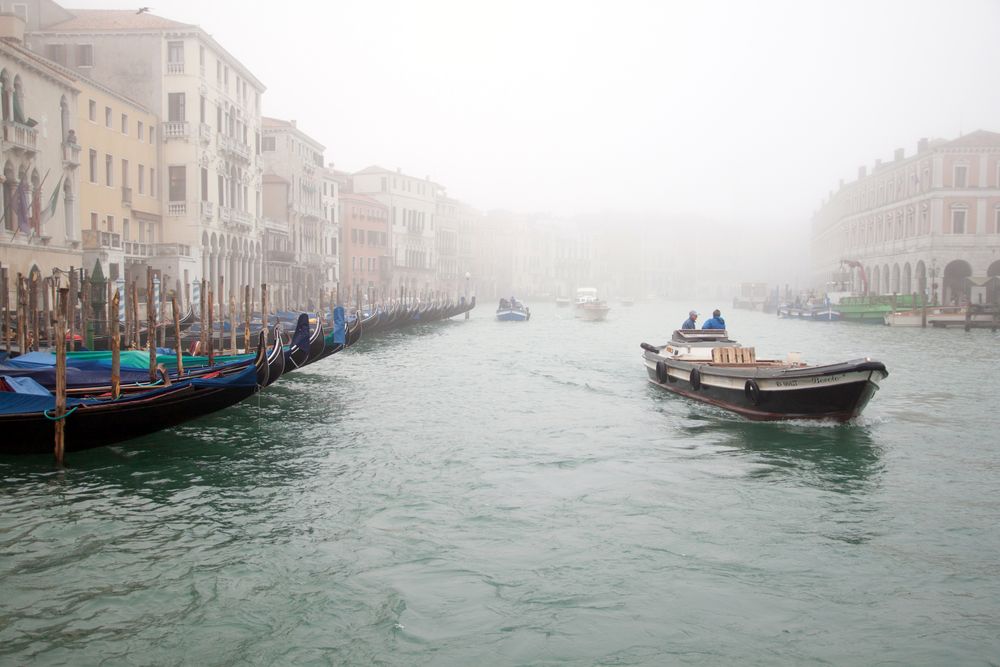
884;305;992;327
555;297;571;307
579;300;610;321
496;297;530;322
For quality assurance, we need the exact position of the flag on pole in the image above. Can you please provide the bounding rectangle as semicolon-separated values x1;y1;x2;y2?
14;178;30;235
39;174;63;225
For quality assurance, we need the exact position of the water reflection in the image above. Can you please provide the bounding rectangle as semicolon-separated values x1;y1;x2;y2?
666;396;884;492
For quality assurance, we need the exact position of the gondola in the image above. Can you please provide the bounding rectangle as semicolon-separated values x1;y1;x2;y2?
0;333;267;455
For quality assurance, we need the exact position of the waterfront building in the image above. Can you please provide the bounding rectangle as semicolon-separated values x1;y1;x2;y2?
434;196;480;299
0;14;82;288
75;76;160;289
261;117;328;309
339;192;389;305
351;166;440;298
812;131;1000;305
28;4;266;309
319;166;341;296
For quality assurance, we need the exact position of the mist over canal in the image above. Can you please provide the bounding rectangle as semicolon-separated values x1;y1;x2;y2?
2;303;998;664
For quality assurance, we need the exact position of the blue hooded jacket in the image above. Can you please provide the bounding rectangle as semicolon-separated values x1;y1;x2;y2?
702;316;726;330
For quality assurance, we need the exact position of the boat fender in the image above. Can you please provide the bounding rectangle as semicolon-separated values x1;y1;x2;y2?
689;368;701;391
744;379;761;405
655;360;669;384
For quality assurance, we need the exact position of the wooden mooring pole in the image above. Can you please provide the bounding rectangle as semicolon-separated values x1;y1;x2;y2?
54;287;69;465
147;267;157;381
111;289;121;399
172;294;184;377
207;288;215;366
261;283;269;346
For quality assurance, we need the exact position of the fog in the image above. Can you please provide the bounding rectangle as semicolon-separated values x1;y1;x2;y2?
70;0;1000;291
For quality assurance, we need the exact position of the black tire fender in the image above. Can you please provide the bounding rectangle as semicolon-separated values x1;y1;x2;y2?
655;361;669;384
744;378;761;405
689;367;701;391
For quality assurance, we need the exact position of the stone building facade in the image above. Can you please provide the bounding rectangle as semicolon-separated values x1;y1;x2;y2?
812;130;1000;304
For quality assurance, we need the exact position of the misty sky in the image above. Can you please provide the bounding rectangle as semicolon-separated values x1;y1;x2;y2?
69;0;1000;228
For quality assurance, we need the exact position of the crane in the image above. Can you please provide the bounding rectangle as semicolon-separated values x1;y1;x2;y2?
839;259;868;294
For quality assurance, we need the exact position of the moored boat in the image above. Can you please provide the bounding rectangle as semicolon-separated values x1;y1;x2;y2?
640;329;888;421
883;305;994;327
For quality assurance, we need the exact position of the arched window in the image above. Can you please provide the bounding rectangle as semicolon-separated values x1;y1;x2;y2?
2;161;14;231
12;75;25;123
0;70;9;122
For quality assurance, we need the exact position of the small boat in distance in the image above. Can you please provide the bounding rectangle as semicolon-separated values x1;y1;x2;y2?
579;301;610;321
497;297;531;321
640;329;888;421
555;297;572;307
575;287;610;321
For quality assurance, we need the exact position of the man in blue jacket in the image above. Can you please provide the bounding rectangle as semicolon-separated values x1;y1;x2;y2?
681;310;698;329
702;309;726;329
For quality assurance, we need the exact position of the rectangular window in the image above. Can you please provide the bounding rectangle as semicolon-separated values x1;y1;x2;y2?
217;174;224;206
199;45;205;67
45;43;67;65
200;95;206;124
167;93;186;122
262;136;275;151
121;158;129;188
953;209;967;234
88;149;97;183
954;165;968;188
90;212;98;231
88;99;96;122
137;120;143;140
149;126;154;143
106;215;114;232
105;106;112;128
105;154;113;186
167;41;184;64
201;168;208;201
150;168;156;197
168;166;186;201
121;113;128;134
77;44;94;67
138;164;145;195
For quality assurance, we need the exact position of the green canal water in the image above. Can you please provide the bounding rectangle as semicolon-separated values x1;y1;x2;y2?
2;301;999;665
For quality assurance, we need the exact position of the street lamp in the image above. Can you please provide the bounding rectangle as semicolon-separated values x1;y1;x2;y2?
464;271;471;320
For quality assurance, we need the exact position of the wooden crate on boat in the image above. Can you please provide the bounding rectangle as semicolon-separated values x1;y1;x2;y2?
712;346;756;364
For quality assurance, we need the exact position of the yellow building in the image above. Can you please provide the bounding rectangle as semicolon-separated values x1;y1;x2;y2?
76;76;160;285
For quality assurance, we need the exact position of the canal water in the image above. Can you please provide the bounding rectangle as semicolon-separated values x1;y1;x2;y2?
2;301;999;665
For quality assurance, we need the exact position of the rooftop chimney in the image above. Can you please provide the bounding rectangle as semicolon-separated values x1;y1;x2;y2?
290;119;297;128
0;13;26;44
894;148;904;161
917;137;929;153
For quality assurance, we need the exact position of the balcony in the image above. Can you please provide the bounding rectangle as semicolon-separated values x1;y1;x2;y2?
61;141;80;168
3;120;38;153
218;134;251;162
82;229;121;250
123;241;151;257
199;122;212;144
162;121;189;140
167;201;186;216
267;249;296;263
155;243;191;258
166;61;185;75
121;186;132;208
200;200;214;221
220;205;253;231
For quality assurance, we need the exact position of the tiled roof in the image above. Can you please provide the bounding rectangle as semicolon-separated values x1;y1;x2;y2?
941;129;1000;149
48;9;194;31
